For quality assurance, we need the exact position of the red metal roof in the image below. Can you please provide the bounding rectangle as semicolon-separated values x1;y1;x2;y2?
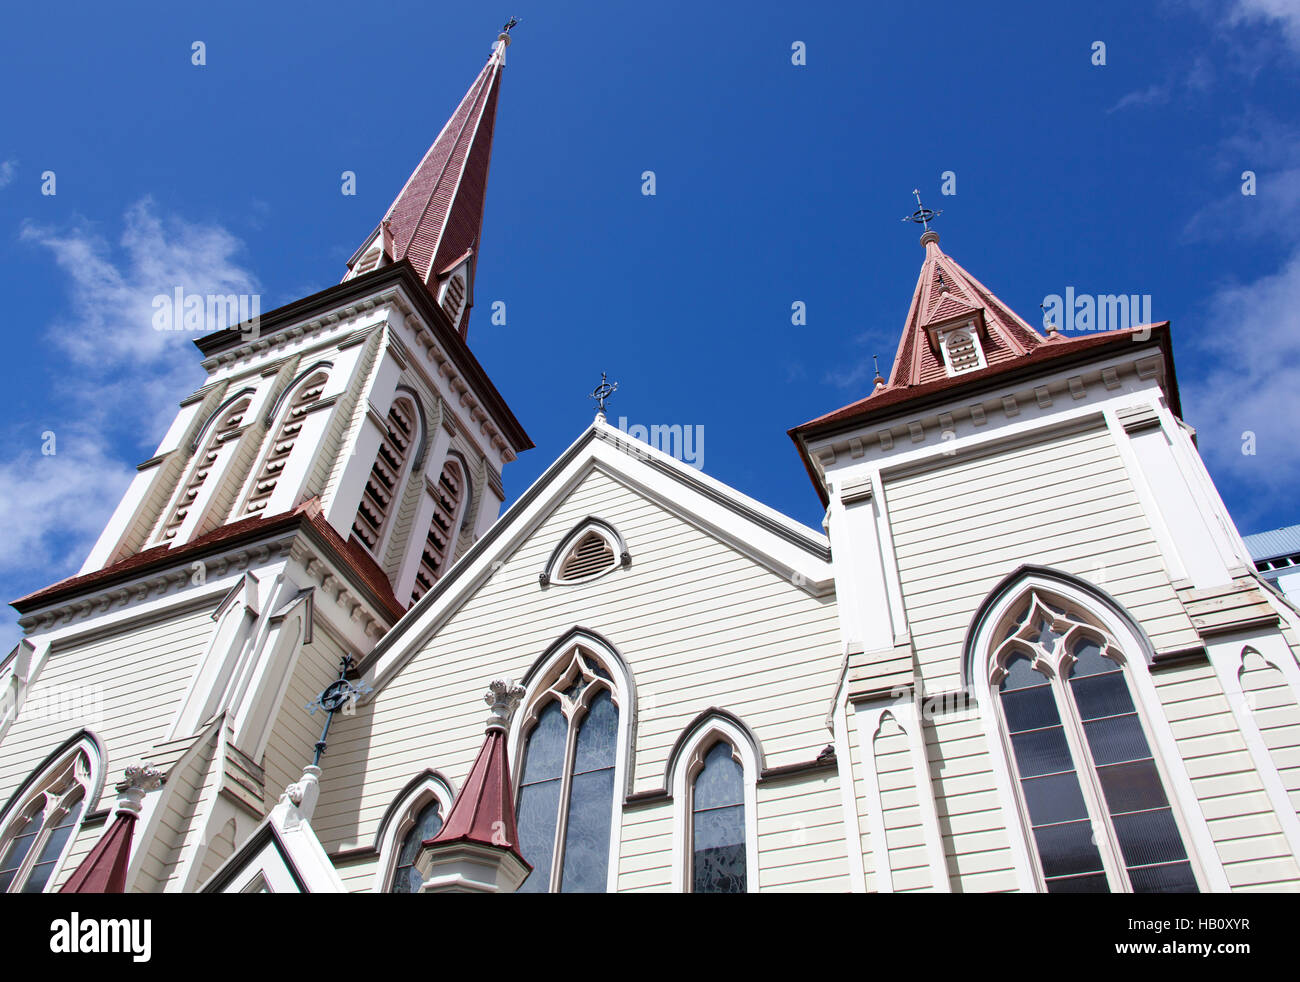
12;497;404;621
424;728;527;864
59;813;135;893
354;39;507;339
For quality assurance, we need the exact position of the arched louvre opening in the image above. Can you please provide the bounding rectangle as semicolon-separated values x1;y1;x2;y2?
244;372;327;515
558;531;615;582
352;398;416;553
441;274;466;324
411;459;464;604
388;799;443;894
991;591;1198;893
160;397;250;542
0;747;93;893
516;649;620;893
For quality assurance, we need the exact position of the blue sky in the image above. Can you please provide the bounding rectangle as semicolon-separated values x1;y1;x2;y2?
2;1;1299;649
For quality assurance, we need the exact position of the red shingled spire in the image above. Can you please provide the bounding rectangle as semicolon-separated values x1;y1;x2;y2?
888;230;1047;388
60;766;162;894
346;30;511;338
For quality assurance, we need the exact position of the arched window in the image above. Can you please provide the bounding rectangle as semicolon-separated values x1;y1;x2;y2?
389;800;443;894
0;743;96;893
515;646;622;892
990;590;1197;893
243;371;328;516
159;395;251;542
667;711;760;892
352;397;418;554
410;458;465;603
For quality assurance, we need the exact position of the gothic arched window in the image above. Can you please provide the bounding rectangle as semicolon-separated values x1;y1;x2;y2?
991;591;1198;893
243;370;328;516
0;744;95;893
515;647;622;893
410;458;466;603
690;741;747;893
389;800;443;894
352;396;418;554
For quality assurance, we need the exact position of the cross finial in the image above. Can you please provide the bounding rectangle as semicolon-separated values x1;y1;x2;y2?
502;16;519;33
902;188;942;234
590;372;618;418
872;354;886;391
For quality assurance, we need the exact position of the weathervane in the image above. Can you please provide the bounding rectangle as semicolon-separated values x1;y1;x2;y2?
305;655;372;766
502;16;519;33
901;188;942;232
589;372;618;416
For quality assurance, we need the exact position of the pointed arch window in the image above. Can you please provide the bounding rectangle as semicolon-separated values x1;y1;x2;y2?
352;397;417;553
243;371;327;516
0;745;95;893
515;648;621;892
159;396;250;542
389;800;443;894
991;591;1197;893
411;458;465;603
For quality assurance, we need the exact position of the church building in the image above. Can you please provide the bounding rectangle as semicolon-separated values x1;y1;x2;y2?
3;27;1300;894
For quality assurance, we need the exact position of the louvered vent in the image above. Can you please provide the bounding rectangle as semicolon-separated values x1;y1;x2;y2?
944;329;982;375
244;373;327;516
410;460;464;603
160;398;250;542
355;247;382;275
352;399;416;552
557;531;616;582
441;274;466;323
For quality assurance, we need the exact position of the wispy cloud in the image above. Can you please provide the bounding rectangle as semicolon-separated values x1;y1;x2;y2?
1227;0;1300;54
2;200;259;648
0;159;16;189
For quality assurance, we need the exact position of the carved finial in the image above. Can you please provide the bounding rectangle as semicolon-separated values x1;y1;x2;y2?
115;765;164;818
902;188;942;244
484;677;526;732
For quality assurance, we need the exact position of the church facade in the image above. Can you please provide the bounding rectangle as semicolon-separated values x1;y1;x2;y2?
3;29;1300;894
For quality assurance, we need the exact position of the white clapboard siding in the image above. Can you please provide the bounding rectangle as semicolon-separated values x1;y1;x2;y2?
260;630;352;812
755;774;851;892
161;732;221;891
873;714;932;892
924;712;1020;892
885;425;1199;692
0;606;217;820
618;800;672;892
1153;659;1300;889
1240;650;1300;813
311;466;843;894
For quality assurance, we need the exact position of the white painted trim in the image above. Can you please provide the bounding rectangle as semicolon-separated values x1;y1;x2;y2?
832;688;867;892
372;772;456;893
667;713;760;893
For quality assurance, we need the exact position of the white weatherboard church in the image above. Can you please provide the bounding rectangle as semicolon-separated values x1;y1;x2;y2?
3;28;1300;895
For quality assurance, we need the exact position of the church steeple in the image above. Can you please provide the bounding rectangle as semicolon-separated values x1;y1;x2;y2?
887;230;1048;388
344;27;513;339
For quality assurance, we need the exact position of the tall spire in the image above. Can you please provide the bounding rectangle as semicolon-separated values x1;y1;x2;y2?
886;230;1047;388
345;27;513;339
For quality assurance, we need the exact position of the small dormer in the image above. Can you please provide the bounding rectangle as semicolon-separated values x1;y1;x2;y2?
936;321;987;376
434;250;474;337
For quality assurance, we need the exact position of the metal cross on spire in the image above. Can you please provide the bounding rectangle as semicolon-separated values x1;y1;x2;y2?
502;16;519;33
305;655;372;767
589;372;618;416
901;188;942;232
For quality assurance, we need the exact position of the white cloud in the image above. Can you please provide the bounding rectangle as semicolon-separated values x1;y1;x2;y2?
0;159;16;189
1184;246;1300;527
1227;0;1300;53
1;200;259;650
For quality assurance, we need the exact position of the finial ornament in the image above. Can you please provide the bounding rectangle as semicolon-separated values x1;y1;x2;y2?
484;678;526;732
116;765;164;817
872;354;885;390
305;655;372;766
589;372;619;418
902;188;942;245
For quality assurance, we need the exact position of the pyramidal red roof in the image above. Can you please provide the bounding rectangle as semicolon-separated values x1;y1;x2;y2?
890;231;1046;387
348;34;508;336
59;812;135;893
424;728;526;862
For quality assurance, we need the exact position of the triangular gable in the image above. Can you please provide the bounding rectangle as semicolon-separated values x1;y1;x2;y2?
356;417;834;696
200;800;344;893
